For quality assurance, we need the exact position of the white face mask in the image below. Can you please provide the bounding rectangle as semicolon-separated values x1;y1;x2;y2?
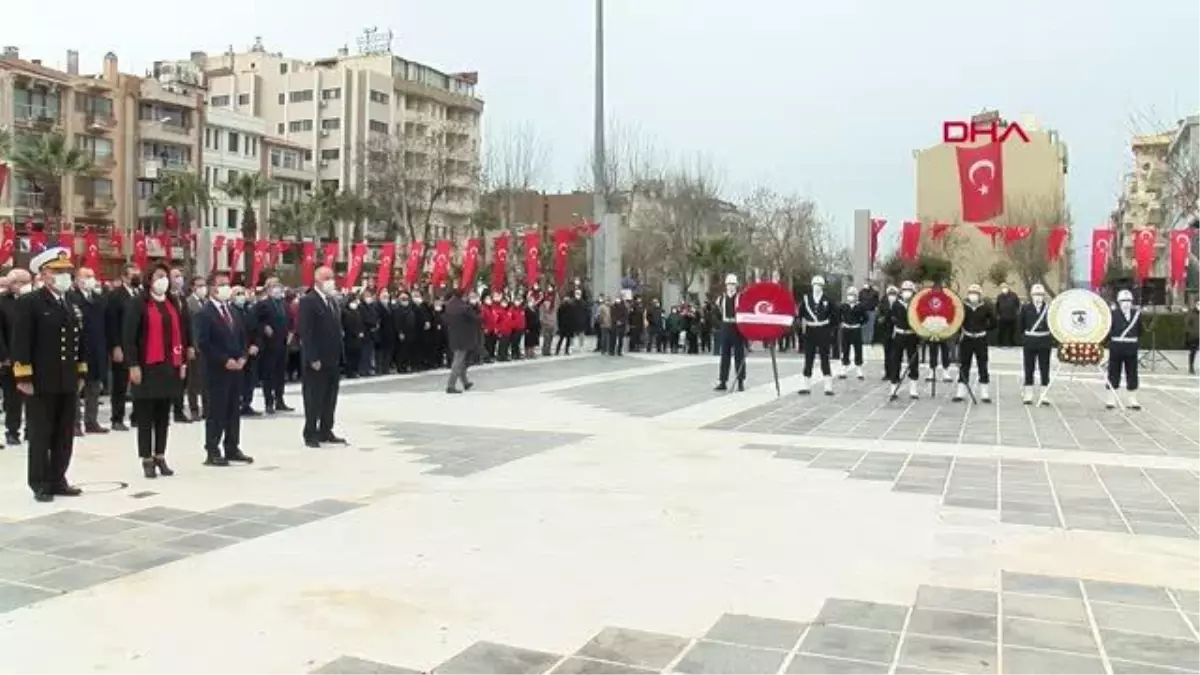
886;293;897;303
194;286;208;299
349;301;360;310
412;295;423;304
967;293;981;304
320;279;337;295
574;291;582;299
813;285;824;295
233;295;246;307
18;284;32;295
1118;300;1132;311
215;284;233;302
151;277;169;296
269;287;284;299
900;290;913;301
847;295;858;304
725;285;736;296
1033;295;1045;304
170;276;184;291
79;277;97;293
52;273;73;293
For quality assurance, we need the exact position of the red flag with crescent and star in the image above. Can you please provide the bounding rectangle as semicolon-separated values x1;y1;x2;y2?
377;242;397;290
109;228;125;258
869;218;886;269
29;227;47;254
403;240;424;288
210;235;226;274
301;241;317;287
343;242;367;290
230;238;245;274
1170;229;1195;287
899;221;922;261
133;232;148;271
322;241;338;270
1003;225;1032;247
459;238;481;291
1046;225;1069;262
491;233;510;291
1090;228;1115;290
1133;227;1157;281
0;220;15;267
955;142;1005;223
251;239;270;288
83;227;100;271
552;227;573;287
58;221;75;263
430;239;452;288
522;230;541;284
930;221;953;242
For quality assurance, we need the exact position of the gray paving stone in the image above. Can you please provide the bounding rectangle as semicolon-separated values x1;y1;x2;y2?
550;657;656;674
60;518;142;537
1099;629;1200;671
295;499;362;516
905;608;997;643
1001;617;1099;655
23;563;127;592
21;510;102;528
1084;580;1175;609
576;627;690;670
1090;602;1196;639
702;613;806;650
249;508;325;527
207;503;288;521
106;525;192;546
208;520;287;539
434;641;561;674
1001;645;1104;674
816;598;908;632
896;635;996;674
1109;659;1198;674
673;640;785;674
915;586;997;615
0;581;59;612
1001;572;1082;599
1;530;81;553
311;656;421;674
120;506;200;524
379;422;589;477
158;533;240;554
1001;593;1089;625
96;546;187;572
785;654;888;674
1169;588;1200;613
48;538;137;561
798;625;899;664
0;550;73;581
165;513;240;531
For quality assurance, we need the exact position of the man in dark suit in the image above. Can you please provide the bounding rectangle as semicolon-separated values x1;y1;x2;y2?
0;269;27;446
68;266;109;434
195;272;253;466
299;266;346;447
104;264;140;431
255;276;292;414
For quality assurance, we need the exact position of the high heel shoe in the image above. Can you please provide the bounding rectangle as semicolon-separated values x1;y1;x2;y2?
153;456;174;477
142;459;157;479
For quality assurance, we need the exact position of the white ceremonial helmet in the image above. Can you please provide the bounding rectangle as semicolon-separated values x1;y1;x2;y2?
886;285;899;294
811;275;826;286
967;283;982;294
1031;284;1046;296
901;280;916;292
1117;289;1133;302
724;273;738;285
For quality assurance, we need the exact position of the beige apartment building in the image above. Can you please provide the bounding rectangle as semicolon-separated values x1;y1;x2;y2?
1113;133;1171;277
914;110;1070;295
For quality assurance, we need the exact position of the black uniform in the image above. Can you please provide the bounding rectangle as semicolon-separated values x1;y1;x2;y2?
958;300;996;387
838;299;866;372
1019;301;1052;389
715;293;744;390
254;295;290;411
237;302;261;410
1107;305;1142;392
0;292;23;443
878;295;898;381
104;285;138;427
800;292;835;383
13;287;87;498
887;297;920;386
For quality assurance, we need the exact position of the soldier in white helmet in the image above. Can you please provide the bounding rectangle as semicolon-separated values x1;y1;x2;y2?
1019;283;1052;405
713;273;746;392
1106;288;1142;410
954;283;996;402
798;275;836;395
887;280;921;399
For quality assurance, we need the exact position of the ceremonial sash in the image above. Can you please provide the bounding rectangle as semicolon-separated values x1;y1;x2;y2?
804;296;828;326
1025;304;1049;336
1113;311;1141;342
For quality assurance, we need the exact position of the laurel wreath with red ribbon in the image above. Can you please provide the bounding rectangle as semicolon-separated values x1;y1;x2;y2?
1057;342;1104;366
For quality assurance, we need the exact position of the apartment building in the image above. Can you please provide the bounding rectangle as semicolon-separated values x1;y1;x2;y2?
135;61;204;235
914;111;1070;295
203;106;268;232
1114;133;1172;277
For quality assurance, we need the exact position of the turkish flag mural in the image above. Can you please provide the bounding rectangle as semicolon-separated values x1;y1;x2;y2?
0;220;15;267
343;242;367;290
133;232;148;271
430;239;452;288
553;227;574;286
522;230;541;283
301;241;317;287
460;238;481;291
1133;227;1157;281
83;228;101;272
1003;225;1032;247
955;142;1005;223
1046;226;1069;262
251;239;270;288
1169;229;1195;287
1090;229;1115;290
491;233;510;291
899;220;922;261
211;235;226;274
377;242;397;290
403;240;424;288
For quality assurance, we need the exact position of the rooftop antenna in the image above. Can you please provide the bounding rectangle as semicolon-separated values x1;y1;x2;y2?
356;27;393;55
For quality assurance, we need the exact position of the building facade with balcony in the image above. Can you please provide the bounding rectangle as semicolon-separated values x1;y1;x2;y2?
1114;133;1172;277
202;106;268;233
135;72;204;232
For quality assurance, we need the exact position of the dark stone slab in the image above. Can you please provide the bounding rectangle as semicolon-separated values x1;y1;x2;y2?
20;510;102;528
815;598;908;632
785;654;888;674
49;538;137;561
120;506;200;523
1099;629;1200;671
0;581;59;612
1083;580;1175;609
295;499;362;516
165;513;240;531
1001;593;1088;624
914;586;997;615
0;549;73;581
311;656;422;674
96;546;187;572
158;533;240;554
434;641;561;674
2;530;81;553
798;625;899;664
208;520;287;539
1090;602;1196;639
895;635;996;674
904;608;997;643
1001;645;1103;674
1001;572;1081;599
1002;617;1099;655
702;613;806;650
107;525;192;546
576;627;689;670
207;503;289;521
23;563;127;592
60;518;142;537
252;508;326;527
673;641;785;674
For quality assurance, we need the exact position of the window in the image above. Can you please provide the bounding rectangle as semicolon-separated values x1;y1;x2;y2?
369;90;389;104
368;120;388;134
13;87;61;121
75;94;113;118
279;63;288;75
278;93;285;105
210;95;231;107
204;128;211;148
277;122;285;134
289;89;314;103
137;180;157;199
227;208;239;229
75;135;113;160
227;169;239;183
303;149;313;161
321;88;341;100
320;149;340;160
237;93;250;106
248;137;258;158
288;120;314;133
89;178;114;199
228;132;239;152
321;118;341;130
321;179;339;191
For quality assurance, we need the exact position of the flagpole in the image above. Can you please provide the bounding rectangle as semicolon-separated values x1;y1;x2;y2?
589;0;607;295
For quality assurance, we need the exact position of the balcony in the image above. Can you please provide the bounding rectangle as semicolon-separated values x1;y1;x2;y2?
82;195;116;215
12;104;60;129
139;120;197;145
13;191;45;211
86;115;117;133
90;155;117;172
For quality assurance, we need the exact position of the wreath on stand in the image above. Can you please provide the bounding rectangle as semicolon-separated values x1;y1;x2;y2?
1057;342;1104;366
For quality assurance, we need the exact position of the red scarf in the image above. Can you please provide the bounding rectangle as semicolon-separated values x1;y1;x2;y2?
144;297;184;367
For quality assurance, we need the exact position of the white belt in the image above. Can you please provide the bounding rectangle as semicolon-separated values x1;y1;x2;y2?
841;323;861;329
963;330;987;338
1111;337;1138;343
806;320;830;327
1024;331;1050;337
893;328;913;335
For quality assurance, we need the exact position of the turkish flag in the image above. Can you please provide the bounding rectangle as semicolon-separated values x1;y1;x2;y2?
552;227;574;286
1169;229;1195;287
322;241;338;270
1046;226;1069;262
59;222;75;263
975;224;1003;247
157;232;172;259
251;239;270;287
899;220;922;261
430;239;452;288
84;227;100;272
109;228;125;257
301;241;317;287
133;232;148;271
491;233;510;290
343;242;367;290
210;235;226;274
377;242;397;290
0;163;8;197
522;230;541;283
571;220;600;238
29;228;47;254
0;220;15;266
1090;229;1115;290
1133;227;1156;281
163;206;179;231
1004;225;1032;247
930;222;953;241
403;240;424;288
228;238;244;275
869;218;886;268
460;238;481;291
955;143;1005;222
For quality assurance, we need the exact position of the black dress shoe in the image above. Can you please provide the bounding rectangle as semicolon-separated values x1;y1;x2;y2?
446;387;463;394
304;439;321;448
111;422;130;432
204;455;230;467
265;405;276;415
225;452;254;464
714;383;728;391
34;491;54;503
174;414;192;424
85;424;109;434
240;407;262;417
142;461;157;479
462;382;474;392
321;434;348;444
736;381;745;392
5;433;20;445
53;485;82;497
276;403;295;412
153;456;174;477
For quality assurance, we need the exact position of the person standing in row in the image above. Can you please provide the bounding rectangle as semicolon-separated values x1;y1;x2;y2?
713;274;746;392
798;275;835;396
887;280;921;400
168;266;191;424
256;277;292;414
539;296;557;357
995;283;1020;347
444;288;481;394
1187;300;1199;376
124;263;187;478
196;272;253;466
859;283;879;346
1106;289;1142;410
837;286;865;380
13;248;88;502
299;266;347;448
105;265;140;431
185;277;208;420
0;269;31;445
235;287;262;415
70;267;109;434
1020;284;1052;405
877;285;899;382
954;283;995;403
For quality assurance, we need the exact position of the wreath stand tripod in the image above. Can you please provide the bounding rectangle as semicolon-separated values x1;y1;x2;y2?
1138;319;1178;372
1037;352;1122;410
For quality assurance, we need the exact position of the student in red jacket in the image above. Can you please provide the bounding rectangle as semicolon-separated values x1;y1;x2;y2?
509;298;526;361
481;295;499;362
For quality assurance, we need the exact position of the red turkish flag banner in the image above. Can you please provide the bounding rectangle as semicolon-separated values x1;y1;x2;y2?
522;230;541;283
83;227;100;271
343;242;367;290
109;228;125;258
899;220;922;261
930;222;953;241
377;242;397;290
133;232;148;271
460;238;481;291
1133;227;1157;281
1169;229;1195;287
552;227;573;287
1090;229;1115;290
301;241;317;287
491;233;510;291
0;163;8;197
251;239;270;288
0;220;15;267
571;220;600;238
157;232;172;259
59;222;75;263
29;228;47;254
955;142;1005;222
210;235;226;274
322;241;338;270
163;206;179;231
230;238;245;274
430;239;452;288
1046;226;1069;262
403;240;424;288
975;224;1003;247
1003;225;1032;247
869;218;886;268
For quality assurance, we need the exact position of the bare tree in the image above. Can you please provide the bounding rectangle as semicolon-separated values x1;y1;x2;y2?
741;188;827;285
1003;196;1073;294
635;158;728;294
479;122;549;228
577;118;663;222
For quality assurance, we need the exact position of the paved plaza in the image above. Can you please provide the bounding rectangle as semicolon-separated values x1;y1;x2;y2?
0;348;1196;674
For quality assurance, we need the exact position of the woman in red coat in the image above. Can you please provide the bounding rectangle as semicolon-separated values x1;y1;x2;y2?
495;297;513;362
481;296;499;362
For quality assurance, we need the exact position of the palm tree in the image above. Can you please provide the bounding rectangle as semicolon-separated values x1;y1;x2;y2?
269;199;314;242
8;131;94;221
689;235;746;298
309;183;343;241
150;169;210;270
219;171;274;241
0;126;12;157
338;192;375;242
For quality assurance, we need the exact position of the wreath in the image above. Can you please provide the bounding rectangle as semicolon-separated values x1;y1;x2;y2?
1057;342;1104;366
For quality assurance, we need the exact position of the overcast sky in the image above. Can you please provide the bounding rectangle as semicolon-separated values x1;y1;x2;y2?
10;0;1199;268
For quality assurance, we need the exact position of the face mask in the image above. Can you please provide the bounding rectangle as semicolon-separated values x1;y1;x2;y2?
1118;300;1132;310
52;273;73;293
170;276;184;291
847;296;858;304
470;297;480;305
500;302;509;308
412;296;423;304
151;277;170;296
901;290;913;301
967;293;980;304
434;304;443;311
725;285;736;296
233;296;246;307
194;286;208;299
574;291;582;299
320;279;336;294
379;295;390;303
80;277;97;293
18;284;33;295
1033;295;1044;304
349;301;360;310
399;297;410;306
269;287;284;299
813;285;824;295
215;284;233;302
1000;288;1009;294
363;296;375;304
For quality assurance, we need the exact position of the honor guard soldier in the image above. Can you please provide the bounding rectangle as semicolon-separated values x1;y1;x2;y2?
955;284;996;402
1020;284;1053;405
798;275;835;395
837;286;865;380
878;285;899;381
888;280;921;400
713;274;745;392
12;248;88;502
1106;289;1142;410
